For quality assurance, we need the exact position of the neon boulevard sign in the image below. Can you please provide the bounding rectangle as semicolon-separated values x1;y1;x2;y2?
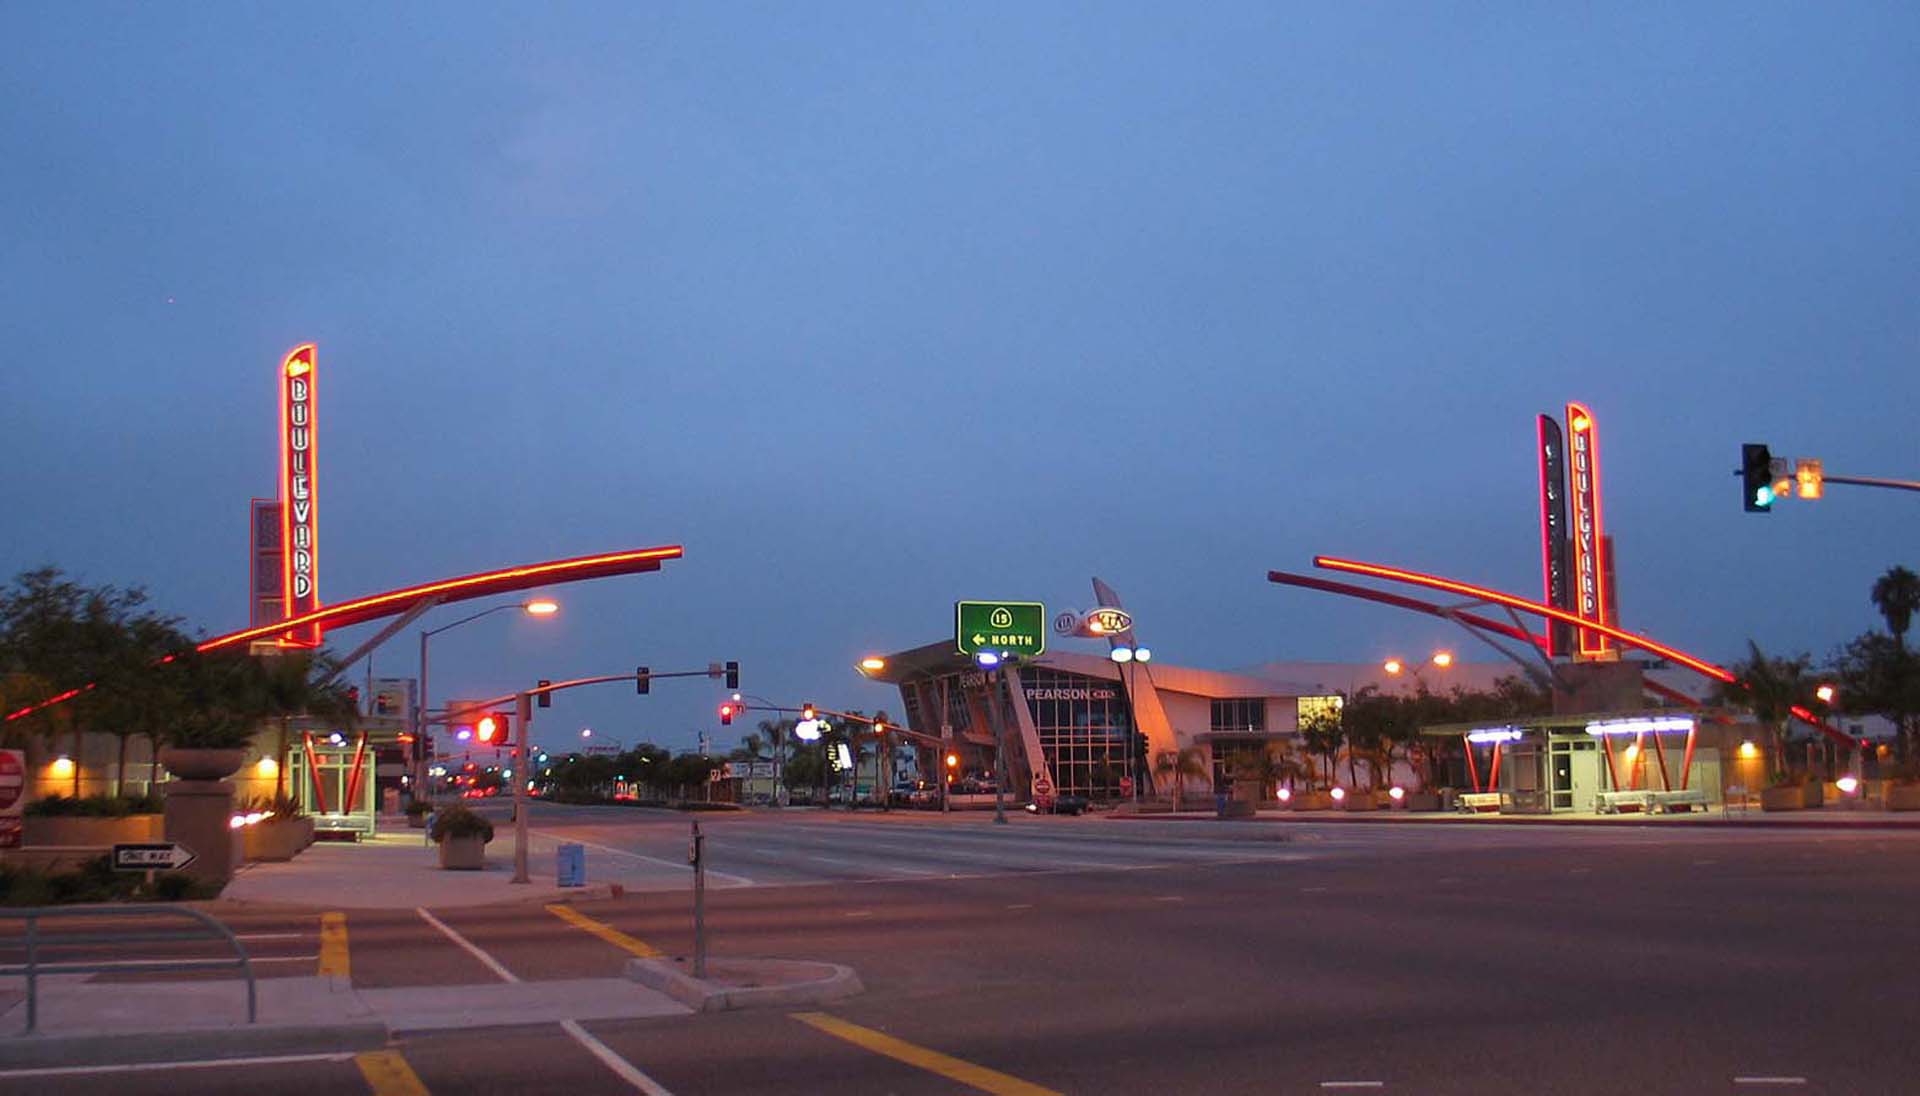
1565;401;1611;659
279;344;321;647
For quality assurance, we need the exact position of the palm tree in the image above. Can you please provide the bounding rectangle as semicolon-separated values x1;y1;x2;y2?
756;719;790;804
1299;708;1345;788
1152;745;1209;812
1872;566;1920;648
1712;640;1815;783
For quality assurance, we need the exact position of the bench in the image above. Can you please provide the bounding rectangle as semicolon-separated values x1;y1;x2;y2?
1649;789;1710;814
1455;792;1503;813
1595;790;1652;814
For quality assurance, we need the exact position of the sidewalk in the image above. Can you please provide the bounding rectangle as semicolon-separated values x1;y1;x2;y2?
1110;805;1920;829
221;829;617;909
0;971;693;1067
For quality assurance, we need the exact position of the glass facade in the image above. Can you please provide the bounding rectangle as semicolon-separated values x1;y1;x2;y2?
1210;698;1265;735
1019;667;1132;799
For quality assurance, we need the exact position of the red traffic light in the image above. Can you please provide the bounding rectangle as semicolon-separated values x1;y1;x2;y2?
476;714;501;743
718;702;737;726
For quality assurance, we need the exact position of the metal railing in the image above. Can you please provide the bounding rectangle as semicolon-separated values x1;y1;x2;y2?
0;904;257;1034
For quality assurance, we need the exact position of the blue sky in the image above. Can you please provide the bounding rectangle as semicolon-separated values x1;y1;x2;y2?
4;4;1917;754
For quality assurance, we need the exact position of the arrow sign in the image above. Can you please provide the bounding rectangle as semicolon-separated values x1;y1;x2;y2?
112;843;196;872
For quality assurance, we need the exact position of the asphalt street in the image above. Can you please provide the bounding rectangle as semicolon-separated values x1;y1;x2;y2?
4;805;1918;1095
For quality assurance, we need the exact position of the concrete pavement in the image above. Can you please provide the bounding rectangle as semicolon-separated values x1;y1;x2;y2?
7;805;1920;1093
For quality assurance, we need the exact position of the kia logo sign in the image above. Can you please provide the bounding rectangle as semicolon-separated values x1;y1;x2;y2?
1056;608;1135;637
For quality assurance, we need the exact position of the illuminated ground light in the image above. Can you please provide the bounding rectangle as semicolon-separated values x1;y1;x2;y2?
1330;786;1348;802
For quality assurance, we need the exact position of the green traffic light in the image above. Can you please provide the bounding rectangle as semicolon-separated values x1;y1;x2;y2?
1755;485;1775;507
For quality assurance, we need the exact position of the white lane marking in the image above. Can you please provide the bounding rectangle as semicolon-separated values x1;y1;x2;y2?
416;907;519;983
844;910;874;918
809;854;860;865
541;835;757;886
1733;1078;1807;1086
0;1052;355;1079
562;1018;675;1095
235;932;308;940
40;953;319;968
1320;1083;1384;1089
1006;903;1033;910
1152;896;1185;902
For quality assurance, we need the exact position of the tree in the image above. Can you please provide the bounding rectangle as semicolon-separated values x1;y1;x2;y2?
1872;566;1920;649
1712;641;1816;783
1833;632;1920;763
0;568;181;794
1298;707;1345;788
1152;746;1208;812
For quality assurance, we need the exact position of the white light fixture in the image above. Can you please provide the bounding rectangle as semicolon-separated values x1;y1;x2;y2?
1467;727;1524;744
1134;647;1152;663
975;651;1002;669
1110;647;1133;664
1585;716;1693;737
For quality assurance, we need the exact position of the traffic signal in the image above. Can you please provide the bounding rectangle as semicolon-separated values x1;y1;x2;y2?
724;661;739;690
718;702;737;725
636;666;651;695
802;703;817;721
1796;458;1824;500
476;713;506;744
537;679;552;709
1742;443;1774;512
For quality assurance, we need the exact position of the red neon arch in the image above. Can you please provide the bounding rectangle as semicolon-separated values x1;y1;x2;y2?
1311;556;1734;683
1295;556;1853;745
4;544;683;722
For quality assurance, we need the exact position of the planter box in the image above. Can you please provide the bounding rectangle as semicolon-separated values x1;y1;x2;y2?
1290;791;1335;811
1888;784;1920;812
1759;786;1804;812
1341;791;1379;812
438;835;488;870
23;814;163;848
243;817;314;862
1803;781;1825;808
1404;791;1444;812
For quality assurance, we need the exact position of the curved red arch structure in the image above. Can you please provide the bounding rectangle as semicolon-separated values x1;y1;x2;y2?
5;544;683;722
1269;555;1852;745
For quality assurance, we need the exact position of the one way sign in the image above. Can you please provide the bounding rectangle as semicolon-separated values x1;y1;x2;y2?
111;843;196;872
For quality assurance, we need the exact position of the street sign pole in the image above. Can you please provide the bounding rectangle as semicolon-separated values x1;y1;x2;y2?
511;690;532;884
689;820;707;978
981;665;1011;825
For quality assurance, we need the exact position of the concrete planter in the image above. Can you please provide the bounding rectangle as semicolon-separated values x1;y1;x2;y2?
1340;791;1379;812
1759;785;1805;812
1887;784;1920;811
23;814;162;848
160;748;246;781
437;834;487;870
1290;790;1335;811
242;817;314;862
1802;781;1825;808
1404;791;1444;812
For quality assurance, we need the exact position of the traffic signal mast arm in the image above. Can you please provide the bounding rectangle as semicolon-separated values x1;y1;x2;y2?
1819;472;1920;494
729;701;945;747
457;665;740;714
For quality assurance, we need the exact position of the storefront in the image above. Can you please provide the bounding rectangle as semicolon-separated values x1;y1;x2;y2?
1427;712;1739;814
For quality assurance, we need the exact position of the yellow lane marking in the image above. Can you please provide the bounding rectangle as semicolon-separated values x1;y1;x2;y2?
790;1011;1061;1096
318;912;349;978
355;1049;430;1096
545;903;662;958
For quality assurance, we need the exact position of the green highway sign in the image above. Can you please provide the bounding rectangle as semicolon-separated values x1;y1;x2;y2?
955;601;1047;659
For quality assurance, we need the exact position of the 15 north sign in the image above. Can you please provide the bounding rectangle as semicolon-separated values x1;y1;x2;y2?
955;601;1046;659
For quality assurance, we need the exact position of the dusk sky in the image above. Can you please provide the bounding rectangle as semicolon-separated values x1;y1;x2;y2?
4;4;1917;755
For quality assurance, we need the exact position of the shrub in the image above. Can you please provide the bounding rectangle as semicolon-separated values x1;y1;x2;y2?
24;794;162;818
428;804;494;843
143;872;219;901
404;799;432;817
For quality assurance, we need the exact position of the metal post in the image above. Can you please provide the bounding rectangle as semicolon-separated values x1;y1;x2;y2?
691;820;707;978
985;666;1010;824
416;630;431;804
511;690;532;884
25;911;37;1034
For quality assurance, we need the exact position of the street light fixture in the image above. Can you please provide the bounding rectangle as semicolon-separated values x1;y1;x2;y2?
416;598;560;798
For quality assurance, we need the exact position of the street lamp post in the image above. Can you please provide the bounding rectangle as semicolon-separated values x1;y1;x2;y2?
975;651;1014;824
415;598;559;801
1109;644;1152;805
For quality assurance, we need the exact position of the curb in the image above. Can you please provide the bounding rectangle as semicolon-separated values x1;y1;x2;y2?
218;881;618;912
0;1020;389;1068
1104;811;1920;830
626;956;863;1012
